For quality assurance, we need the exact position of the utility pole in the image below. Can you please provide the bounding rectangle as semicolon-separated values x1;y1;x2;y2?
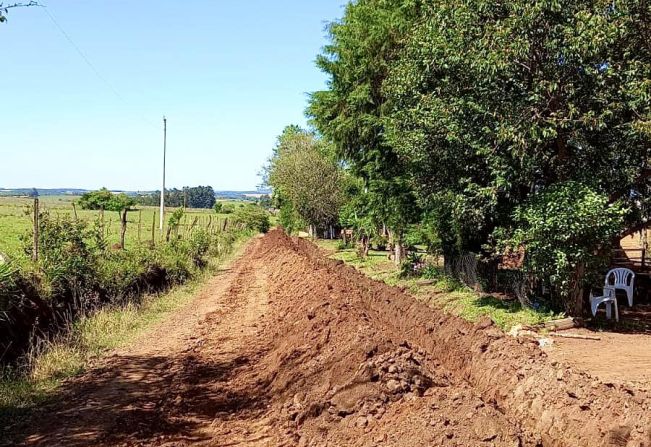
159;116;167;231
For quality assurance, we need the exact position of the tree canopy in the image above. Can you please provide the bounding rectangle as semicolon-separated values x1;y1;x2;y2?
265;126;345;234
77;188;135;212
308;0;651;313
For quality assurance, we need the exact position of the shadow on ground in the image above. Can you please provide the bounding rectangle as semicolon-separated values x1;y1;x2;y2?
2;352;267;446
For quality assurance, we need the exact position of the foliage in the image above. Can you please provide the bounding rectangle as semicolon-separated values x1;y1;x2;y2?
265;126;344;232
399;252;425;278
34;212;98;300
506;183;626;305
0;207;249;367
77;188;134;212
257;195;272;209
308;0;422;245
277;200;305;235
136;186;216;209
309;0;651;310
213;202;223;213
232;205;270;234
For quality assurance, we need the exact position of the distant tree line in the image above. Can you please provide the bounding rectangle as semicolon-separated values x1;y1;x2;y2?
136;186;216;209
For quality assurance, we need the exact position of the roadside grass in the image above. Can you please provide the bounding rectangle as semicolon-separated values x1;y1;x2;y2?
316;239;560;330
0;237;250;421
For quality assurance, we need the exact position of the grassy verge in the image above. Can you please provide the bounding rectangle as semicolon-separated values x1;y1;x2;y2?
0;236;250;421
316;239;561;330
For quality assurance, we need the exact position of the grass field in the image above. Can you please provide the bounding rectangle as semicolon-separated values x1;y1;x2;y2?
0;196;247;262
316;239;561;330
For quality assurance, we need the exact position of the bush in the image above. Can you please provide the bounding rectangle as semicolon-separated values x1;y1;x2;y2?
33;213;98;302
506;182;626;311
0;209;250;367
214;202;223;213
77;188;134;212
232;205;271;233
399;252;425;278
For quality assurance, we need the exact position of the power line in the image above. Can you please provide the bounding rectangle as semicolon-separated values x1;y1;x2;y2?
41;5;159;129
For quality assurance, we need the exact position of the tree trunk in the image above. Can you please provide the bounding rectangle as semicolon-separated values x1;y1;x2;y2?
567;262;586;316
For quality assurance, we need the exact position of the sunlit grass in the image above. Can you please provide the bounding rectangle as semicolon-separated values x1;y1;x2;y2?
0;195;245;262
316;239;561;330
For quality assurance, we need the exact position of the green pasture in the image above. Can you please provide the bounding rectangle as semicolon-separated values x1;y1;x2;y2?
0;196;245;261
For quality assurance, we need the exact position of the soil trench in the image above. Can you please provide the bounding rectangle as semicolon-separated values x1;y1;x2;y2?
4;230;650;447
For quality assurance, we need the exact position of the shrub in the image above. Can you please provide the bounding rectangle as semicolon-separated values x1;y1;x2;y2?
232;205;270;233
506;182;626;311
77;188;135;212
33;213;98;302
399;252;425;278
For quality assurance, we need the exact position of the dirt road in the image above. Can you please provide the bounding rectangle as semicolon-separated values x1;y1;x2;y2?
5;230;650;446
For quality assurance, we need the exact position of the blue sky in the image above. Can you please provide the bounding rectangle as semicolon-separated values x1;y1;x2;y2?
1;1;347;191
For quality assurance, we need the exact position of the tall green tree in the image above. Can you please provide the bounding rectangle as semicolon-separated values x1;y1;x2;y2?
383;0;650;312
307;0;422;262
265;126;344;236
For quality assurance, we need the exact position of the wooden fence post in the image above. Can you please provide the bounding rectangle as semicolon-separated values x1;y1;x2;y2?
32;197;39;262
151;212;156;246
119;209;129;250
137;209;142;243
100;207;105;237
71;202;78;221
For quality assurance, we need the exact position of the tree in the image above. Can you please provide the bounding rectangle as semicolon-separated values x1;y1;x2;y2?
382;0;650;311
265;126;344;236
308;0;650;313
78;188;134;212
307;0;422;262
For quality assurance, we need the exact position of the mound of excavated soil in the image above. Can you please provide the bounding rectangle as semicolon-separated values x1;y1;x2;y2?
7;230;651;447
253;231;651;446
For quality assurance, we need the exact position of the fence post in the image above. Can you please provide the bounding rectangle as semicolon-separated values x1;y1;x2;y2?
151;212;156;246
119;209;128;250
137;209;142;243
71;202;78;221
100;207;105;237
32;197;39;262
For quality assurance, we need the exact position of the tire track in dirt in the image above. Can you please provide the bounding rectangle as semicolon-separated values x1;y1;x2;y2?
5;230;651;447
6;236;276;446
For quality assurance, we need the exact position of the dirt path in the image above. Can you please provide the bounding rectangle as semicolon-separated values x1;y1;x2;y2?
543;329;651;387
5;230;651;447
8;236;276;446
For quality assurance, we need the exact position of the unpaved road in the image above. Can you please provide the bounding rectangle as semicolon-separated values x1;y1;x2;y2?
4;230;651;446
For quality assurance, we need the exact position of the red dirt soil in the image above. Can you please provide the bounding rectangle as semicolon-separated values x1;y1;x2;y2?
3;230;650;446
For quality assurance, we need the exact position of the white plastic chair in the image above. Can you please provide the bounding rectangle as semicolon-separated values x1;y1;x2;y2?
604;268;635;307
590;287;619;321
